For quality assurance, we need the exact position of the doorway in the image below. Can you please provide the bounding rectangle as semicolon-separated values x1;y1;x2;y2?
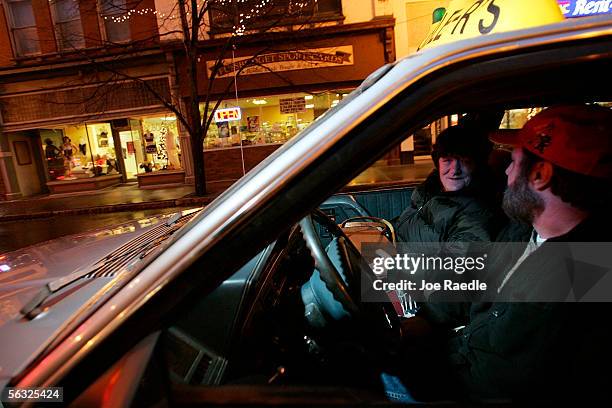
111;118;144;181
8;132;44;196
118;131;139;180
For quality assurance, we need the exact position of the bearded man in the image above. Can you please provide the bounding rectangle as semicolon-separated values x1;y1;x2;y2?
396;104;612;403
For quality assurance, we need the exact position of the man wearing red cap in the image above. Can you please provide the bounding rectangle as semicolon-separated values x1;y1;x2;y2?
398;104;612;402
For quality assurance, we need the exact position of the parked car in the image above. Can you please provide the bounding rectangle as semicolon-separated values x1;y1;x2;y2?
0;14;611;406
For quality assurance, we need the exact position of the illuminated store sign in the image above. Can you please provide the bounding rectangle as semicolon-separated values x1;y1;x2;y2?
214;107;242;123
557;0;612;17
206;46;354;78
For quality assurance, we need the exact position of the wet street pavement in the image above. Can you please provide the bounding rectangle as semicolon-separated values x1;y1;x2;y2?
0;207;198;253
0;162;433;253
0;183;197;219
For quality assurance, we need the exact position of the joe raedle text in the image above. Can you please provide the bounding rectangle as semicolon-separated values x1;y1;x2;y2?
372;279;487;292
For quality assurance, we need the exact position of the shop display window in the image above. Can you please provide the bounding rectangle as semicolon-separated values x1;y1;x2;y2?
118;120;142;179
85;123;119;177
38;114;181;183
40;129;65;181
501;104;610;130
500;108;543;129
202;91;352;150
139;116;182;173
40;123;119;181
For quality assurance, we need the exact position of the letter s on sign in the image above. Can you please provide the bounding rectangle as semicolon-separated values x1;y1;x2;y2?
479;0;500;34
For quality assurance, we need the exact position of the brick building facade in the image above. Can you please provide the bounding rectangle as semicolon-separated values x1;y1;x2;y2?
0;0;402;199
0;0;171;198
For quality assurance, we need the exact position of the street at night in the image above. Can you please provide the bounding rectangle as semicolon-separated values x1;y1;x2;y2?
0;207;197;253
0;0;611;406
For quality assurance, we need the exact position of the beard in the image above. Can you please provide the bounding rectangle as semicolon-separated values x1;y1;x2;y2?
502;175;544;224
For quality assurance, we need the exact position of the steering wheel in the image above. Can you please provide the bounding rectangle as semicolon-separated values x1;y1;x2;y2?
299;209;400;334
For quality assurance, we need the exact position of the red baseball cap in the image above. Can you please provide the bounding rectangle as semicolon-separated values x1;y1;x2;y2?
490;105;612;178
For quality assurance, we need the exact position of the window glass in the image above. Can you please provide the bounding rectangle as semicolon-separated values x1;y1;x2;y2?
85;123;118;177
8;0;35;27
100;0;130;42
349;103;609;190
7;0;40;55
40;123;119;181
346;124;437;188
52;0;85;50
13;27;39;55
56;19;85;49
55;0;80;20
40;129;65;181
201;91;351;149
316;0;342;13
500;108;543;129
100;0;126;15
139;116;182;173
210;0;342;33
38;116;181;183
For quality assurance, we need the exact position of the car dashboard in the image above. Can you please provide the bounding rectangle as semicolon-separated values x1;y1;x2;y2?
160;225;316;387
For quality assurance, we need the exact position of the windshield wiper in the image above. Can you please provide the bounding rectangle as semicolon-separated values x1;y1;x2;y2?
20;265;99;319
20;213;186;319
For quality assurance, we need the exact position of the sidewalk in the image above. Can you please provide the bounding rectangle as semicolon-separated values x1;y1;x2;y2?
0;183;220;222
0;162;433;222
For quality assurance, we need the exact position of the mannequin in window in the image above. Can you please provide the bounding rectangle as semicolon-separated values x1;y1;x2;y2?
165;128;181;170
62;136;78;176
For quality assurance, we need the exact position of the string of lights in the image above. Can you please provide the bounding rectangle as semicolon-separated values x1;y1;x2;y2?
103;8;158;23
103;0;318;34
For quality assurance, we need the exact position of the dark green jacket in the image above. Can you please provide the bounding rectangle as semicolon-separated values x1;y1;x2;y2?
395;171;502;245
394;171;504;328
445;216;612;401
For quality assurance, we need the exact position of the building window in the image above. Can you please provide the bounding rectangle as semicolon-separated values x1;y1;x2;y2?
316;0;343;13
51;0;85;50
100;0;131;42
40;124;119;181
140;116;182;173
38;115;180;182
201;90;351;149
5;0;40;56
209;0;343;34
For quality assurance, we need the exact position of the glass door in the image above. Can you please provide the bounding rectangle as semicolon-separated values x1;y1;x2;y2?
119;130;138;179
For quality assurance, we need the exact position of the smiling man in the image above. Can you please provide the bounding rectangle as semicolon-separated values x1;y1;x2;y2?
438;155;474;191
395;125;502;245
399;104;612;402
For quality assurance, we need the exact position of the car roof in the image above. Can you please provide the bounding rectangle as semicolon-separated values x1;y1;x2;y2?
13;15;612;388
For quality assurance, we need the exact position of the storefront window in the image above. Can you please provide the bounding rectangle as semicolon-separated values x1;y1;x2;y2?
84;123;118;177
201;91;352;150
140;115;182;173
40;129;65;181
117;121;141;179
38;114;181;183
500;108;543;129
40;123;119;181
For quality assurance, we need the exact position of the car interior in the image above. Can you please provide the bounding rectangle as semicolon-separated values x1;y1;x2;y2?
150;113;521;395
49;32;612;406
69;107;611;408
